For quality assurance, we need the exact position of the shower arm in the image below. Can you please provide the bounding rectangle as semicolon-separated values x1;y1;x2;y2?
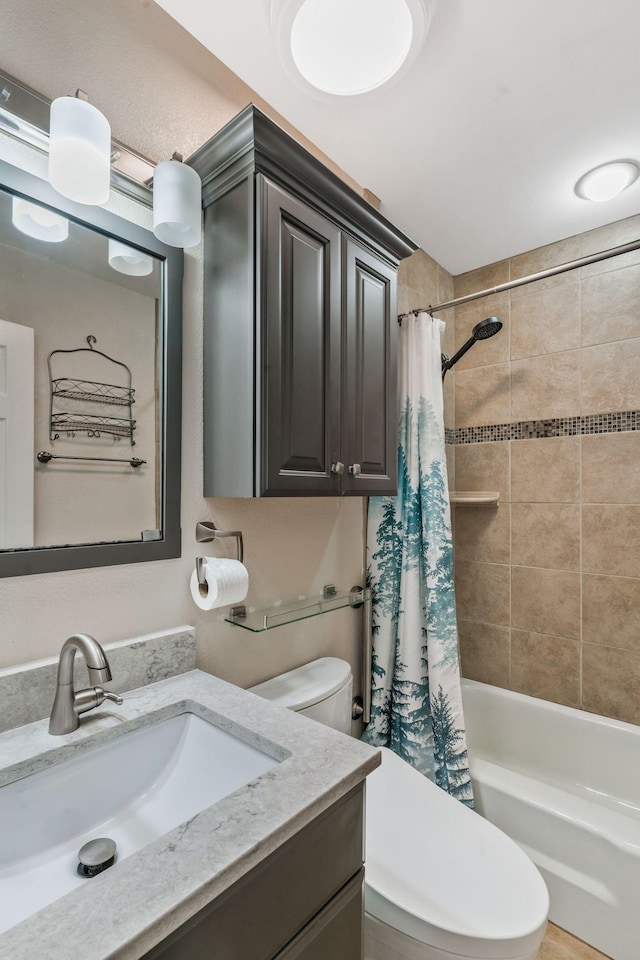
441;336;475;377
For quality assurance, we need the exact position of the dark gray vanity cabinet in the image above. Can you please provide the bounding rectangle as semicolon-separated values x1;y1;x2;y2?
141;784;365;960
193;105;416;498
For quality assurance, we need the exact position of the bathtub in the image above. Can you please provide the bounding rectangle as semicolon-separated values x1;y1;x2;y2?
461;679;640;960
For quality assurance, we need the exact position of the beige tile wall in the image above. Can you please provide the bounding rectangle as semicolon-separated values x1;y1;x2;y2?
398;249;455;434
452;213;640;725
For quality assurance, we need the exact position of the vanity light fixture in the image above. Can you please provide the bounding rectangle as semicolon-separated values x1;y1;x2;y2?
11;196;69;243
2;71;201;247
152;152;202;248
271;0;429;97
48;91;112;205
575;160;640;203
108;238;154;276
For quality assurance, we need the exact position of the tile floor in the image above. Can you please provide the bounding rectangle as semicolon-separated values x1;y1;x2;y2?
538;923;610;960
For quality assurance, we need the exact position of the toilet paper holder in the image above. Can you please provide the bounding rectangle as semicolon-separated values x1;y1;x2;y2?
195;521;244;587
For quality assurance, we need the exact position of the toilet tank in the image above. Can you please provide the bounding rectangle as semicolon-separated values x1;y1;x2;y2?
248;658;353;736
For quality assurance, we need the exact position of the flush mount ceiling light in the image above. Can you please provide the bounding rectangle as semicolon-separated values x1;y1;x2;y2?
271;0;429;98
108;238;154;276
12;197;69;243
152;154;202;248
575;160;640;203
48;93;112;205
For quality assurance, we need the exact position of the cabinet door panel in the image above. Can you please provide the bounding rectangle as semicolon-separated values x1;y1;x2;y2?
344;238;397;496
140;786;364;960
274;871;364;960
261;177;341;495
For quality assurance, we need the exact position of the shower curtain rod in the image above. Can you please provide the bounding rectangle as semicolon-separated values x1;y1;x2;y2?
400;236;640;320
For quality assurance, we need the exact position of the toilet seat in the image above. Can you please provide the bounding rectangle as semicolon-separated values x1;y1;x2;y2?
365;747;549;960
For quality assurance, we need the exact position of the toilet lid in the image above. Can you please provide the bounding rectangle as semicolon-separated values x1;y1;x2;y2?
365;747;549;960
248;657;351;711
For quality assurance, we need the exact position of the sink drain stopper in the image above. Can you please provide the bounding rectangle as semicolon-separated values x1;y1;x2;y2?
77;837;117;878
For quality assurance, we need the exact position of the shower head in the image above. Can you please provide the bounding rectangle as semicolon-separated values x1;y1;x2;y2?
441;316;503;377
472;317;503;341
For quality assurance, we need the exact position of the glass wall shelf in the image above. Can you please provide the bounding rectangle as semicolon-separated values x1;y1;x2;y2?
224;584;371;632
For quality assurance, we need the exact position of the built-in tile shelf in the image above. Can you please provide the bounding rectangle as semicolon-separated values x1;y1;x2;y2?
450;491;500;506
225;585;371;632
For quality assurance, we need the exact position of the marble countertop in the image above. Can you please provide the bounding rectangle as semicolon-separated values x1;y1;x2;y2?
0;669;380;960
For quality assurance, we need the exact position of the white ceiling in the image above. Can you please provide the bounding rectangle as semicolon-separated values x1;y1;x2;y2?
154;0;640;275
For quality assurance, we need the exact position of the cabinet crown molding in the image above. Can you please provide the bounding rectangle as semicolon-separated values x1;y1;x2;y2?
190;104;417;264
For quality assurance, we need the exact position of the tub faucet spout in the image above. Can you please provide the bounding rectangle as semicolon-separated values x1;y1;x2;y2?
49;634;123;736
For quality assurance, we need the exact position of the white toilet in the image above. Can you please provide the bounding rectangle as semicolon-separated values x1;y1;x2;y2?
249;657;549;960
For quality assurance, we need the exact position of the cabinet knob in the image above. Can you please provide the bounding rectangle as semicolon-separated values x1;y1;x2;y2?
331;461;345;475
349;463;361;476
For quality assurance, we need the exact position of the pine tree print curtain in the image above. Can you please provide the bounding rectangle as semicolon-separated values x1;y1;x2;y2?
363;312;473;806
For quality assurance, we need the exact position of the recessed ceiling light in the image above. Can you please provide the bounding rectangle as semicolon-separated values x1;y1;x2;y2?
271;0;429;98
575;160;640;203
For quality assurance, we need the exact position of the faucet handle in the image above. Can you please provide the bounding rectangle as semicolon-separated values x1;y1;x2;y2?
95;688;124;707
73;686;123;716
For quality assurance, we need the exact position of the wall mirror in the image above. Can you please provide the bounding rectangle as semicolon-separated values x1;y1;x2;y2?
0;158;183;577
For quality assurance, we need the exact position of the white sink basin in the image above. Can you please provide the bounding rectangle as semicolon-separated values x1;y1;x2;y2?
0;710;280;934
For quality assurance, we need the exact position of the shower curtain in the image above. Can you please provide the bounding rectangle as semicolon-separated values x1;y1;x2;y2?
362;312;473;806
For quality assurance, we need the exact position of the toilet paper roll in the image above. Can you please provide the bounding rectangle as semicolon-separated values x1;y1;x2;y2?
190;557;249;611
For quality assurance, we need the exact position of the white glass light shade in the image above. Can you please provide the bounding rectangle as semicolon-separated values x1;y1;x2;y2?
48;97;111;205
12;197;69;243
152;160;202;248
272;0;429;98
293;0;411;94
575;161;640;203
108;238;154;276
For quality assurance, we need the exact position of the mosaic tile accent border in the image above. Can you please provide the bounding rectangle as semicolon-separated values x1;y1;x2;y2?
446;410;640;445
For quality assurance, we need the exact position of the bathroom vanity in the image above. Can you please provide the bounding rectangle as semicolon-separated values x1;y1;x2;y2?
142;785;364;960
0;666;378;960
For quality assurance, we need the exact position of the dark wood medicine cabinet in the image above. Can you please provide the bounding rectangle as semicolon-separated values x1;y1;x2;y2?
192;105;417;498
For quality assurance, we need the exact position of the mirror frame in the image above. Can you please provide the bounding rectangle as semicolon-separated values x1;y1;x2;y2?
0;157;183;577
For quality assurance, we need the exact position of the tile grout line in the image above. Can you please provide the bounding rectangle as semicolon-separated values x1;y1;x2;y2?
507;272;513;691
578;270;584;710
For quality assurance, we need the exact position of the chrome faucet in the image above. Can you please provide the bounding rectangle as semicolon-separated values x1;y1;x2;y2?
49;634;123;736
